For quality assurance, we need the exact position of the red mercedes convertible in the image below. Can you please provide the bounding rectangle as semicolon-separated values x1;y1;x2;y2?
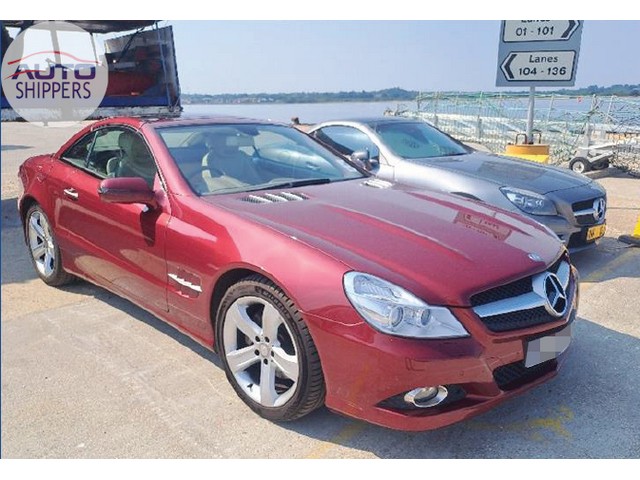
18;116;577;431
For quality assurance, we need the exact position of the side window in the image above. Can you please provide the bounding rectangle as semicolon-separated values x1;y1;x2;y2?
60;128;157;187
314;126;379;159
61;132;96;168
87;128;126;178
93;128;157;187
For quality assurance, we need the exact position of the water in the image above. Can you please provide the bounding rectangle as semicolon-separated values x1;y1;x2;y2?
182;96;639;124
182;101;405;124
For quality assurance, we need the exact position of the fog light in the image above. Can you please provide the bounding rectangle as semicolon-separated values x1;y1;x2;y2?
404;385;448;408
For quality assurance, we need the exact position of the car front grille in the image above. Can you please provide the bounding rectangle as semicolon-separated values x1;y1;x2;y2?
479;306;558;332
572;196;606;226
493;359;557;391
470;254;572;333
469;277;532;307
470;256;564;308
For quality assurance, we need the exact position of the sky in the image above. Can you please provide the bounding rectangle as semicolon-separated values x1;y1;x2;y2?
3;4;639;96
166;20;640;95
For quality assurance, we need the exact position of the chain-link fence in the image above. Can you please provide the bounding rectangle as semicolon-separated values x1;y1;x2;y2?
392;93;640;174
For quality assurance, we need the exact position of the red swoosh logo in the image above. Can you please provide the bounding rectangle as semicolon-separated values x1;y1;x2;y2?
8;50;100;65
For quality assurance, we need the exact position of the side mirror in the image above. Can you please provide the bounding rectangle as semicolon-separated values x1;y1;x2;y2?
350;150;380;171
98;177;157;209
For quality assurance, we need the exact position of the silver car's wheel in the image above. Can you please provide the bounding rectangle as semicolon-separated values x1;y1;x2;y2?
25;205;74;286
217;275;325;421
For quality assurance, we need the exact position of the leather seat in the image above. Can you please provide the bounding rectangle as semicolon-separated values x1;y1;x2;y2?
201;131;263;186
106;131;157;187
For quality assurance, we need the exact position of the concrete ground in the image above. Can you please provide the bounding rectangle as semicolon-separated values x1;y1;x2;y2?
1;122;639;458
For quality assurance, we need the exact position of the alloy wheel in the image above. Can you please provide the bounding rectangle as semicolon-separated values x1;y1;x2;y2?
222;296;300;408
27;210;55;278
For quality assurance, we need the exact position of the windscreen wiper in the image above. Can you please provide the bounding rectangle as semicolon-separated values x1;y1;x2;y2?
256;178;332;191
439;151;469;157
204;178;333;196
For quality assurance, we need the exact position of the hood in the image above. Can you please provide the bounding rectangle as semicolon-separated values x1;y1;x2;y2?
208;180;564;307
416;151;591;194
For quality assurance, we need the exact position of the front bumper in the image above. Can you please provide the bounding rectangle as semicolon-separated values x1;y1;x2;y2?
529;186;607;252
305;270;578;431
530;214;605;252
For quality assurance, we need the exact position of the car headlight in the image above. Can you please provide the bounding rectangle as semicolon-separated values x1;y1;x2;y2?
343;272;469;339
500;187;557;215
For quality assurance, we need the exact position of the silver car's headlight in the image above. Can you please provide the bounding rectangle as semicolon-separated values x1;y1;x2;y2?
500;187;557;216
343;272;469;339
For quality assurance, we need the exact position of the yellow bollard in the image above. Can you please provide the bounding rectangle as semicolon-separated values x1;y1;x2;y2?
504;143;550;164
618;214;640;247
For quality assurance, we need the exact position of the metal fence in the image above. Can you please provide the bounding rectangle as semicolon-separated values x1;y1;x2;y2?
392;93;640;170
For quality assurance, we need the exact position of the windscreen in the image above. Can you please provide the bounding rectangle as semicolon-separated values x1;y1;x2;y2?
156;123;364;195
372;121;469;159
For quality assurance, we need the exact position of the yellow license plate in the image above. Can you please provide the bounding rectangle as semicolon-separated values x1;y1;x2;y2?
586;223;606;241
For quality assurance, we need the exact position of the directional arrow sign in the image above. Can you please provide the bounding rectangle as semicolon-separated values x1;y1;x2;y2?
503;21;580;43
497;21;582;86
501;51;576;82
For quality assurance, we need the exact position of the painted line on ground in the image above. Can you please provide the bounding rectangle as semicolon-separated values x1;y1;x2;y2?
579;247;638;290
469;405;575;441
305;420;367;458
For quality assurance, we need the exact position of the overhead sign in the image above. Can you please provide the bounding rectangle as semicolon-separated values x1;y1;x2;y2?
496;20;583;87
502;20;580;43
501;51;576;82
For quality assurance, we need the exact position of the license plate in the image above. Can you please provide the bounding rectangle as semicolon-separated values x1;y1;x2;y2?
586;223;606;241
524;324;572;368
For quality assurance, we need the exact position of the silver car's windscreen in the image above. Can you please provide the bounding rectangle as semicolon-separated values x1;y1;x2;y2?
372;121;468;159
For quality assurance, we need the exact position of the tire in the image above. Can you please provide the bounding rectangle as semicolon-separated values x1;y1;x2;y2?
592;159;610;171
569;157;591;174
216;274;325;422
25;204;75;286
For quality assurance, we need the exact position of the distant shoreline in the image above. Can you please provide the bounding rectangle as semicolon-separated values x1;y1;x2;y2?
182;85;640;106
181;88;417;106
182;99;411;106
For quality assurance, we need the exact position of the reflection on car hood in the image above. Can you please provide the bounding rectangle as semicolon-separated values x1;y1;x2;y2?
210;181;563;306
415;152;592;194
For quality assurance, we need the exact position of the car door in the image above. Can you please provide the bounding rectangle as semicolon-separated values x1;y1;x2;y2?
311;125;394;179
52;125;170;313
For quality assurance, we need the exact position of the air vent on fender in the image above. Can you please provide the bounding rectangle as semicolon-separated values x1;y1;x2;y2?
362;178;392;189
241;192;310;204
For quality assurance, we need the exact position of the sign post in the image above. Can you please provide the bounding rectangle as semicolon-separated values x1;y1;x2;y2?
496;21;583;145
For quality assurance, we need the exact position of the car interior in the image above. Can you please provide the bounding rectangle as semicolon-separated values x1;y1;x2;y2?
62;128;158;187
105;130;157;187
161;125;350;195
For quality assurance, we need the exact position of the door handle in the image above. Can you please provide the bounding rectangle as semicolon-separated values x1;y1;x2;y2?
63;188;79;200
